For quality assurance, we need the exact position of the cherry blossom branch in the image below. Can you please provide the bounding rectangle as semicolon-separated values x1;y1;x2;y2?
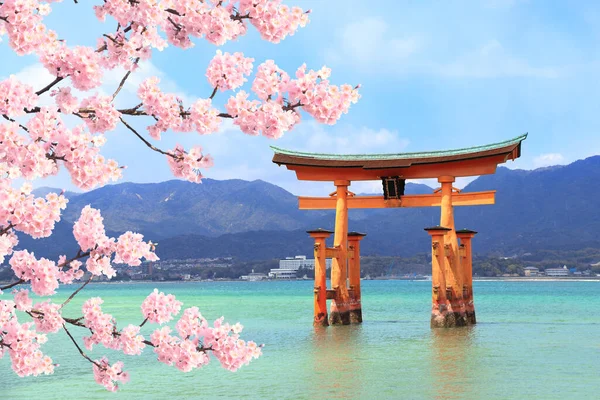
119;117;177;158
35;76;65;96
0;279;25;291
57;249;91;269
112;58;140;100
0;223;15;235
60;275;93;309
139;317;149;327
2;114;29;132
62;323;103;369
63;317;86;328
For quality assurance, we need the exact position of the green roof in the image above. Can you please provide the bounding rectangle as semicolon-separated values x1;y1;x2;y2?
271;133;527;161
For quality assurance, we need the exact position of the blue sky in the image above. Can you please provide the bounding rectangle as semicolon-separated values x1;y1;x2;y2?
2;0;599;195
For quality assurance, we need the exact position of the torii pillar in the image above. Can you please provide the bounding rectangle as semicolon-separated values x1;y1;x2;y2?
425;226;451;328
308;228;334;327
457;229;478;325
329;180;351;325
438;176;468;327
348;231;366;324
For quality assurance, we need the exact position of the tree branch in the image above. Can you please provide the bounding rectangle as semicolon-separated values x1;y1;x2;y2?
35;76;65;96
209;86;218;100
62;324;103;369
119;117;177;158
60;275;93;309
0;279;25;291
0;223;15;235
2;114;29;132
112;58;140;100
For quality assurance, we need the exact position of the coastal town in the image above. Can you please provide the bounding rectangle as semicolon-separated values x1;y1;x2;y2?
4;254;595;284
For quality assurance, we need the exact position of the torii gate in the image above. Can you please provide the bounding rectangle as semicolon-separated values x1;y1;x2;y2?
271;134;526;328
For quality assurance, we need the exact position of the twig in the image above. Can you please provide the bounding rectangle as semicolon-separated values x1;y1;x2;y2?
209;86;218;100
57;249;91;269
2;114;29;132
63;317;86;328
139;317;149;328
112;58;140;100
62;324;103;369
119;117;177;158
0;279;25;291
35;76;65;96
60;275;93;309
0;223;15;235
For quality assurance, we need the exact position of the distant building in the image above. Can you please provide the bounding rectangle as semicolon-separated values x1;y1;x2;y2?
545;266;569;277
269;255;332;279
524;267;539;277
240;269;268;281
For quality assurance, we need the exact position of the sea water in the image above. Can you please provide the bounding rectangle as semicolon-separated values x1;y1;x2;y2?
1;280;599;399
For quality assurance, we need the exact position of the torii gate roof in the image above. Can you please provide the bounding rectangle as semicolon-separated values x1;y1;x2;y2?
271;133;527;181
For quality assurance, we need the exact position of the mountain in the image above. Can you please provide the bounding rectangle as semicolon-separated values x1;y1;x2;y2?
15;155;600;260
57;179;323;239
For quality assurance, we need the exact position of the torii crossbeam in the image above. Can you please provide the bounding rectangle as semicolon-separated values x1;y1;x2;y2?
272;134;527;328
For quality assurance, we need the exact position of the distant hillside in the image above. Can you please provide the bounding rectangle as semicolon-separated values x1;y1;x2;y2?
16;155;600;260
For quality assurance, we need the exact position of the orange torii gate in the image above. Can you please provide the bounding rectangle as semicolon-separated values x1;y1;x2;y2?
271;134;527;328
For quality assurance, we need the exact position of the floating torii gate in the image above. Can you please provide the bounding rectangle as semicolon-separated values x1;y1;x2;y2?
271;134;526;328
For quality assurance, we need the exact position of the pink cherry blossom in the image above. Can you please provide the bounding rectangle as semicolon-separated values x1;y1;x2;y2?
80;94;120;133
206;51;254;92
13;289;32;312
51;87;79;114
92;357;129;392
141;289;182;324
9;250;60;296
0;0;356;391
32;301;64;333
0;76;38;117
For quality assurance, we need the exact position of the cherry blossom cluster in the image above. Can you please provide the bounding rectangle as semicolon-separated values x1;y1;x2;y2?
51;87;80;114
0;0;358;392
73;205;158;279
149;305;261;373
80;94;120;133
239;0;310;43
0;181;67;267
166;145;214;183
0;76;38;116
225;91;299;139
31;300;64;333
0;0;56;56
39;44;104;91
141;288;182;324
206;51;254;92
92;357;129;392
0;300;54;377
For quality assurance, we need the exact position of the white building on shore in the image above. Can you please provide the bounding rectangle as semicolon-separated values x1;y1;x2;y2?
524;267;539;277
269;255;332;279
545;266;570;277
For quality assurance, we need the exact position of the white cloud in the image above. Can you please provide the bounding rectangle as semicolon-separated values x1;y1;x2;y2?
301;122;409;154
328;15;559;79
437;40;560;79
533;153;566;168
327;17;420;71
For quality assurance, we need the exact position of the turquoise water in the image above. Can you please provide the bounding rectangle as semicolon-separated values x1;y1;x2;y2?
2;280;599;399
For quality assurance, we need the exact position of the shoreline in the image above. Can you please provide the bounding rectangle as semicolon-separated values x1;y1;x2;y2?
2;276;599;287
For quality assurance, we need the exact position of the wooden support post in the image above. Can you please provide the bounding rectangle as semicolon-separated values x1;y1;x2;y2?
425;226;451;328
437;176;467;327
347;231;366;324
308;229;333;327
457;229;478;325
330;180;351;325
